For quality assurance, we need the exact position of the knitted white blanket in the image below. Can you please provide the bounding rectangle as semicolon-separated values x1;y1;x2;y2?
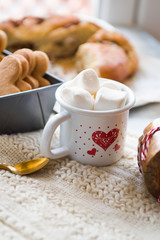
0;129;160;240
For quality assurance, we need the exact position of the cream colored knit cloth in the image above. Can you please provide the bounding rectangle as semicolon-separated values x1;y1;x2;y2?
0;129;160;240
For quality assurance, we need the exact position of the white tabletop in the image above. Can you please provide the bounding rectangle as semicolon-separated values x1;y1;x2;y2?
117;26;160;134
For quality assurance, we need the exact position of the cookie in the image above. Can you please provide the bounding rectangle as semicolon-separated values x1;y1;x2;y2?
23;75;39;89
13;54;33;91
14;48;36;74
31;51;50;86
0;55;22;96
14;49;50;87
35;76;51;87
15;79;32;91
13;54;29;80
32;50;49;76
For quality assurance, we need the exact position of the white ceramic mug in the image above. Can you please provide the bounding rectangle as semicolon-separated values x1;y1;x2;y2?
40;79;135;166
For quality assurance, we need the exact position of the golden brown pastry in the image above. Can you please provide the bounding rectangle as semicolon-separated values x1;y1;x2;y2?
0;30;7;61
0;15;100;58
76;29;138;82
0;15;79;44
0;30;7;52
0;15;138;83
89;29;138;76
76;42;129;82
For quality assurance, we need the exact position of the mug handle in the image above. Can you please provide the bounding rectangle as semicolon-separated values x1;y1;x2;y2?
40;111;71;159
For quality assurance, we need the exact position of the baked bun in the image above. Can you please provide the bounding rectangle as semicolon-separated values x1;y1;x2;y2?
76;42;129;82
0;15;138;82
82;29;138;80
0;30;7;61
0;15;100;58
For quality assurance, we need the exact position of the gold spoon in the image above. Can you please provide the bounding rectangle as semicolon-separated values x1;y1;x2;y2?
0;158;49;175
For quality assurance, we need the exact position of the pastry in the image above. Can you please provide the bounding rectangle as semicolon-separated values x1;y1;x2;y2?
76;29;138;82
88;29;138;77
0;30;7;61
0;30;7;52
0;15;100;58
76;42;129;82
0;15;138;82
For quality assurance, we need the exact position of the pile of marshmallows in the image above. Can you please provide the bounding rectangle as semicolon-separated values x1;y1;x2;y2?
61;69;127;111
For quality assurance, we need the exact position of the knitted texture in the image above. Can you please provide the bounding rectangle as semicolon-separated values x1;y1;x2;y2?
0;129;160;240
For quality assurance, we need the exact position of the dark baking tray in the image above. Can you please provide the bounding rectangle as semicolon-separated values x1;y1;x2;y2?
0;50;62;134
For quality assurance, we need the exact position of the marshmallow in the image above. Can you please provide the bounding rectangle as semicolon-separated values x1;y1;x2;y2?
61;69;127;111
61;86;94;110
67;69;100;95
100;81;120;90
94;87;127;111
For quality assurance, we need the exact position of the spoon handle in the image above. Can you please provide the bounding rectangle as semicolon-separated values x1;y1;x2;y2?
0;164;12;172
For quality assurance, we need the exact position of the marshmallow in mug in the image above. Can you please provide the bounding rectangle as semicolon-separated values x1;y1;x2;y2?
94;87;127;111
61;87;94;110
66;68;100;95
61;69;127;110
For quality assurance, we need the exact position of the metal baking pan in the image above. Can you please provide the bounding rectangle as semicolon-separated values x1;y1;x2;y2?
0;50;62;134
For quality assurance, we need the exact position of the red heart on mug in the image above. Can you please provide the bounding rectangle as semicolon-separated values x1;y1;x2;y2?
114;144;120;151
92;128;119;151
87;148;96;156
